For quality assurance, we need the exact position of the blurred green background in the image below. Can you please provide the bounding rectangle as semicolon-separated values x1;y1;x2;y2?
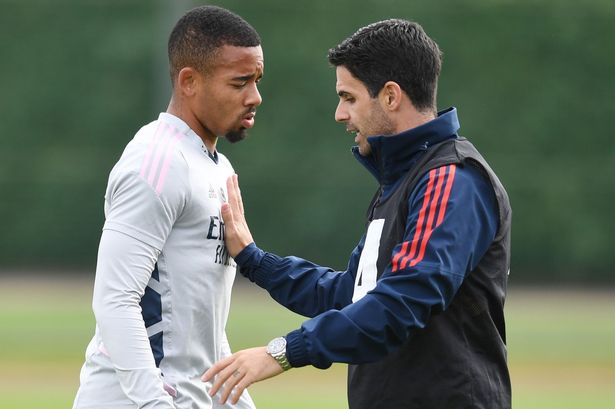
2;0;614;281
1;0;614;408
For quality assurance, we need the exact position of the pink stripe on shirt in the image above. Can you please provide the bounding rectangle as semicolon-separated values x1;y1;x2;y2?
155;130;185;194
147;127;176;186
139;123;166;179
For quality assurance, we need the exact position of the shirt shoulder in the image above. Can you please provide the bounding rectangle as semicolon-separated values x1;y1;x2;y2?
116;120;190;185
104;120;191;249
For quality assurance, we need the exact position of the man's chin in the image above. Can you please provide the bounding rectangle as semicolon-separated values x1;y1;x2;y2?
225;128;248;144
358;143;372;156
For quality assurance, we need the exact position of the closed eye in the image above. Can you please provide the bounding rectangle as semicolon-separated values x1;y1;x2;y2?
338;91;355;103
232;73;263;89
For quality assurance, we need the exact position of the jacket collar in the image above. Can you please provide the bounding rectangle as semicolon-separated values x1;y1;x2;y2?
353;107;460;186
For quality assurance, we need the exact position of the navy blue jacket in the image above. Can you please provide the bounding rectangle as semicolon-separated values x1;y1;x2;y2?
235;107;498;369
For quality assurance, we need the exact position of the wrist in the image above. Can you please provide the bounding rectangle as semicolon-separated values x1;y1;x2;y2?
266;337;291;371
234;242;261;267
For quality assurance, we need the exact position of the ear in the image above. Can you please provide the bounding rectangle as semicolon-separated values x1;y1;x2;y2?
379;81;403;111
176;67;199;97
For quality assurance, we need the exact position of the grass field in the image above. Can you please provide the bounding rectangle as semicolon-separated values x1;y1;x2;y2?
0;274;614;409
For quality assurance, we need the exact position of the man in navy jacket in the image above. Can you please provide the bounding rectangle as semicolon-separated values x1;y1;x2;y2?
204;18;511;409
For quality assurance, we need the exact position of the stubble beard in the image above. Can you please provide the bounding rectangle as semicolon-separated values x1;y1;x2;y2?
357;100;396;156
225;128;248;144
369;99;396;137
226;108;256;143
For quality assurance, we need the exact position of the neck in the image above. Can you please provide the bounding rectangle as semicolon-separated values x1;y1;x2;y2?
393;108;436;134
167;97;218;153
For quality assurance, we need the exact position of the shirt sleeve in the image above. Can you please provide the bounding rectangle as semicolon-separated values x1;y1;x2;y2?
91;161;188;407
282;163;499;368
92;229;175;408
103;167;188;250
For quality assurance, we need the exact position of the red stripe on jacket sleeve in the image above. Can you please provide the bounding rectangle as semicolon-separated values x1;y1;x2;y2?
435;165;456;227
408;165;457;268
391;168;437;272
391;241;409;272
390;164;458;272
403;165;448;269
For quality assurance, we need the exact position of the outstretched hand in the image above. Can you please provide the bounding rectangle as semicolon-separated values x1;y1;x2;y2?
222;174;254;258
201;347;284;405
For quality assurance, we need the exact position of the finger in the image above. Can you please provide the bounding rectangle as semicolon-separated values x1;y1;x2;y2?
225;176;236;207
226;175;242;220
210;361;243;399
220;202;234;228
219;368;246;404
201;355;233;382
230;174;243;217
230;379;250;405
234;174;245;216
209;368;229;398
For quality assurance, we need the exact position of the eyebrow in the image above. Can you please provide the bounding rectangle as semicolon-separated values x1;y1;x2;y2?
232;72;263;82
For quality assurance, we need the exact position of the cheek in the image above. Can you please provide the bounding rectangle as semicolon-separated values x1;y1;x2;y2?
353;106;368;127
218;94;240;115
207;98;233;121
200;85;235;113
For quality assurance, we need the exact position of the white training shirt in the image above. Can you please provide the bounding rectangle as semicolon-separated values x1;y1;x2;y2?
74;113;255;409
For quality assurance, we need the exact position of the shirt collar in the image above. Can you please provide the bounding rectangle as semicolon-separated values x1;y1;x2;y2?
158;112;219;164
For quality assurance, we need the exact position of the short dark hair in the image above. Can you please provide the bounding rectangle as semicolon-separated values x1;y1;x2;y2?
328;19;442;113
168;5;260;85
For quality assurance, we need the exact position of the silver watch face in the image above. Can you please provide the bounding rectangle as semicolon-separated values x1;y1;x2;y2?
267;337;286;355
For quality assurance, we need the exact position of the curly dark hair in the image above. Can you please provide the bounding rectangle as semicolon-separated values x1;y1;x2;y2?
328;19;442;113
168;5;261;86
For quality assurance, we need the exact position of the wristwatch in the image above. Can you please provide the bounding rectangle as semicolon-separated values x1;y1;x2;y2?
266;337;292;371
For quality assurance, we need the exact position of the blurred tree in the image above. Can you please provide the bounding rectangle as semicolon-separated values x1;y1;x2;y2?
1;0;613;282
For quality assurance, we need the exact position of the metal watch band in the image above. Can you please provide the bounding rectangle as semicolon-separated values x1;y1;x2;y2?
272;350;291;371
267;337;292;371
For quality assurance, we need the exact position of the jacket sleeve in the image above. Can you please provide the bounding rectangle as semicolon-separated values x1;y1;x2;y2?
234;236;365;317
282;163;499;369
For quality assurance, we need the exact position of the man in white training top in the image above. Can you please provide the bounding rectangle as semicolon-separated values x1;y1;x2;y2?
72;6;264;409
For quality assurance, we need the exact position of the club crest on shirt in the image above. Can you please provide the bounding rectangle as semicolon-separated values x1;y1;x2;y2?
219;187;227;203
208;184;217;199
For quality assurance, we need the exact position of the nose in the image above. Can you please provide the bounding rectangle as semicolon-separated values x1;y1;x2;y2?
334;101;348;123
246;83;262;107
